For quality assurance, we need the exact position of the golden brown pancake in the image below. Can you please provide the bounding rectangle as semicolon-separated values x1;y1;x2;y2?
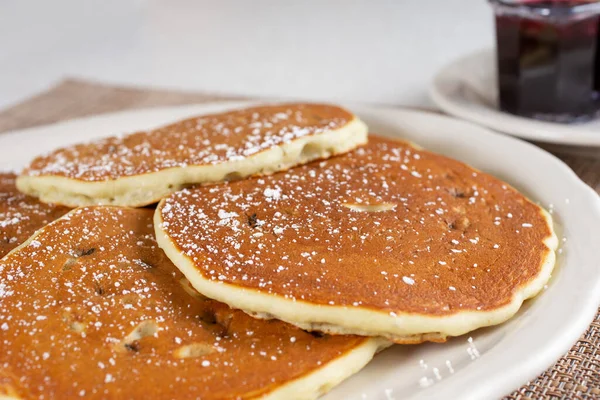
0;207;385;400
0;173;70;259
16;103;368;207
155;135;558;343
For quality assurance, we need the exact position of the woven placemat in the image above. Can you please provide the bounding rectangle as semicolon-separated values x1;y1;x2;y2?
0;79;598;399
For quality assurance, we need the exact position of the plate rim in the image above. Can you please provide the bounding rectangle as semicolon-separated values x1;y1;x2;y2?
1;100;599;400
429;48;600;147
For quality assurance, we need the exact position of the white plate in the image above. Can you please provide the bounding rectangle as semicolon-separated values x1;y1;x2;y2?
430;49;600;148
1;101;599;400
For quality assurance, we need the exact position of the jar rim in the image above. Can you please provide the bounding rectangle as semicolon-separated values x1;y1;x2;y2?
490;0;600;19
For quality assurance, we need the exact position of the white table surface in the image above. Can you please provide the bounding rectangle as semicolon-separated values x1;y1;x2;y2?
0;0;493;110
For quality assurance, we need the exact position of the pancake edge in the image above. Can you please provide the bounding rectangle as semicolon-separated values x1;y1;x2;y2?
261;337;389;400
0;207;388;400
155;192;558;342
0;392;21;399
0;338;388;400
16;116;368;208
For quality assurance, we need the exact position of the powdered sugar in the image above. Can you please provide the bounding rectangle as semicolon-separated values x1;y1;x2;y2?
24;104;351;180
159;136;553;315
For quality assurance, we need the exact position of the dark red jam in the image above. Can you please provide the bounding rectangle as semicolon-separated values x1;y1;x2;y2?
491;0;600;122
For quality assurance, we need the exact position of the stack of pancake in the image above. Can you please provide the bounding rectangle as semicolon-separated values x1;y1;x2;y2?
0;104;557;399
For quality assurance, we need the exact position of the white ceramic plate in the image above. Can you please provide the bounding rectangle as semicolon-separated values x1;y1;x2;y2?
1;101;599;400
430;49;600;148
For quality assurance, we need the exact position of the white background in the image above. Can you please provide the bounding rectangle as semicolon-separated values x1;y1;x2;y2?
0;0;493;110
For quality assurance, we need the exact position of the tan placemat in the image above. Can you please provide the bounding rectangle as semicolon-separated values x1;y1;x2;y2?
0;79;598;399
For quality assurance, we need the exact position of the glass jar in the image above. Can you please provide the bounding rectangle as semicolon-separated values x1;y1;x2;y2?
490;0;600;123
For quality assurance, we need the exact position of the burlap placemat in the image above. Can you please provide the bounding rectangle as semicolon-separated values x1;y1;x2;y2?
0;79;598;399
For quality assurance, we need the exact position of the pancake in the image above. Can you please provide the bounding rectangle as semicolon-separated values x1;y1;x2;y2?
16;103;367;208
0;207;386;400
0;173;70;259
155;135;558;343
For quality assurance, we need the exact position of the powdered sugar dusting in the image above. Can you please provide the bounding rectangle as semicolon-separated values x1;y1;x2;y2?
0;206;367;398
24;104;352;180
0;173;70;258
160;136;553;315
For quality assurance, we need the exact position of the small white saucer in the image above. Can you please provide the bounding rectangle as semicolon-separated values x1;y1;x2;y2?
429;49;600;148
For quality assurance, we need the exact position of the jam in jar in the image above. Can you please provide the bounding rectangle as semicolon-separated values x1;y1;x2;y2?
490;0;600;122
